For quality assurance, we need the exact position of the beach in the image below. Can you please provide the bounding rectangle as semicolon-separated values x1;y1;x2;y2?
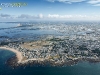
0;47;23;63
0;47;45;64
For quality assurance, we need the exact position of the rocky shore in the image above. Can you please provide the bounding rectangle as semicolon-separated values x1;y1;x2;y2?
6;54;100;69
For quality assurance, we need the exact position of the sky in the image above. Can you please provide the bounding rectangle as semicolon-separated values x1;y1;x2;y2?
0;0;100;21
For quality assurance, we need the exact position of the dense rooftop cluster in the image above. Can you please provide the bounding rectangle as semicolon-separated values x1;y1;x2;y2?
1;35;100;64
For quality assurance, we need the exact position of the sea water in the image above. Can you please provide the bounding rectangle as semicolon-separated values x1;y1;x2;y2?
0;49;100;75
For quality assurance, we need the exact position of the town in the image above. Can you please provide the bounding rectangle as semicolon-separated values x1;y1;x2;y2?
1;34;100;65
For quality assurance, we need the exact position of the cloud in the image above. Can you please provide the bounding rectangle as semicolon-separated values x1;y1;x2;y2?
87;0;100;6
47;0;100;6
87;0;100;4
48;14;88;19
48;14;73;18
18;14;34;19
17;14;44;19
38;14;43;18
47;0;85;4
0;14;11;18
0;13;100;21
48;14;59;18
47;14;100;20
0;14;45;21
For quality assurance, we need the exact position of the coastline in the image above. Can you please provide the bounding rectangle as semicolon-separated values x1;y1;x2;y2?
0;46;100;68
0;47;23;63
0;47;45;64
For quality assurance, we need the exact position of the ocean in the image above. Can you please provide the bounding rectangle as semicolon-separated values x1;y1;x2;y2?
0;49;100;75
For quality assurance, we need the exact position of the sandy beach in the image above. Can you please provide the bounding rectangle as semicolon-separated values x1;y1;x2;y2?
0;47;23;63
0;47;45;64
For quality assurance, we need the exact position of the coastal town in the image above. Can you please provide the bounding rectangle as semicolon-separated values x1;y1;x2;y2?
1;34;100;66
1;22;100;66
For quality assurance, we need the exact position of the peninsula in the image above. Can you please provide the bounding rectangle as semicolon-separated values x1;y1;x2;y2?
0;35;100;67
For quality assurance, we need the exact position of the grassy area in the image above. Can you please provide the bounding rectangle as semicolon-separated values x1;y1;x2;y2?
21;40;52;50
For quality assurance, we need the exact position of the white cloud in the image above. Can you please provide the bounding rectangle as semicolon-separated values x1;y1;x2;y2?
47;0;85;3
48;14;59;18
87;0;100;6
0;14;44;19
0;14;44;22
47;14;100;20
38;14;43;18
0;13;100;21
18;14;34;19
48;14;73;18
87;0;100;4
47;0;100;6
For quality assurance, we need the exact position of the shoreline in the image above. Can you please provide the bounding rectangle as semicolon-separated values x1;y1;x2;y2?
1;46;100;68
0;47;45;64
0;47;23;63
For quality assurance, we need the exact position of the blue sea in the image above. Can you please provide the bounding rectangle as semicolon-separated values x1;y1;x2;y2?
1;49;100;75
